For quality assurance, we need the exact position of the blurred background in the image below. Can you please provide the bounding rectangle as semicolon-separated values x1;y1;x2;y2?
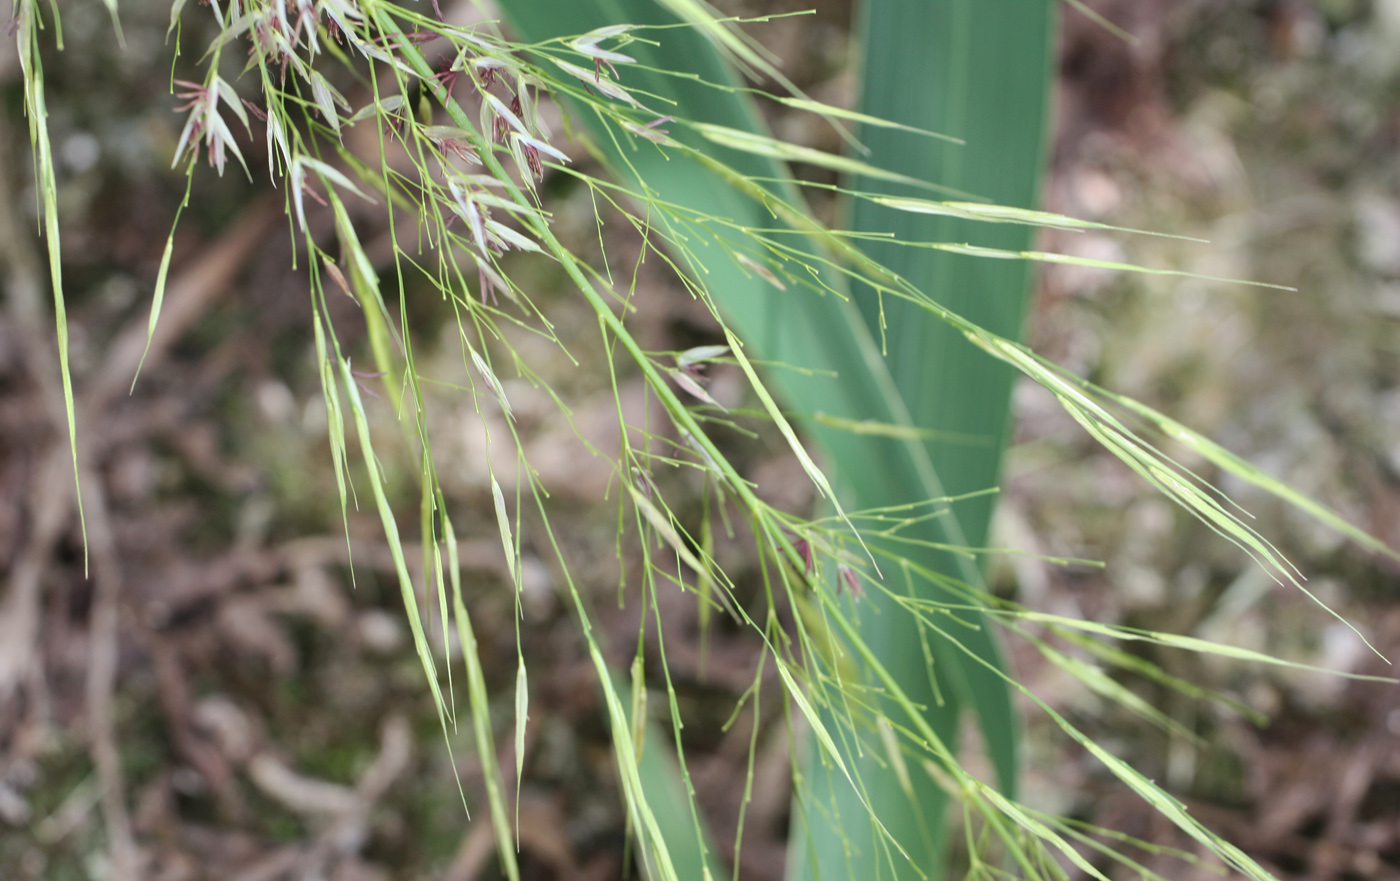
0;0;1397;879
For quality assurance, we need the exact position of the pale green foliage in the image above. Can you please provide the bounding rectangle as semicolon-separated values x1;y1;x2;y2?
16;1;1394;880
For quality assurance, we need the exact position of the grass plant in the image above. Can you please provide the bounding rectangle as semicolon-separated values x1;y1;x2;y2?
13;0;1397;879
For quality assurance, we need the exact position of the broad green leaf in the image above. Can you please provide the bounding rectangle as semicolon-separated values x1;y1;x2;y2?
796;2;1055;878
495;2;1033;877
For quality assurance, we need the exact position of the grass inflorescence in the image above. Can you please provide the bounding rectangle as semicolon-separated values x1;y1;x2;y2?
15;1;1396;879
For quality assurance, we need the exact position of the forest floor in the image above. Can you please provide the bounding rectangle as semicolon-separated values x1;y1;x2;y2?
0;1;1398;880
